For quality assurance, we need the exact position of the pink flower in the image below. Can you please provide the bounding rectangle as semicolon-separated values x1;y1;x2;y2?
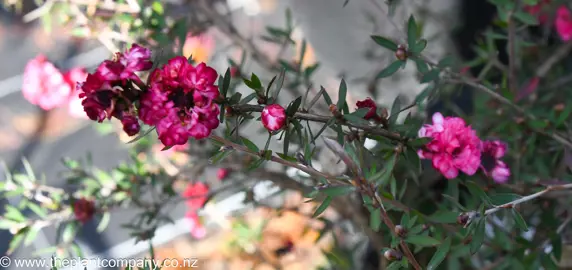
418;112;482;179
22;55;72;110
156;111;192;147
185;211;207;239
140;59;220;147
356;98;381;121
121;44;153;73
217;168;229;180
556;5;572;41
481;140;511;183
261;104;286;131
63;68;89;119
183;181;209;211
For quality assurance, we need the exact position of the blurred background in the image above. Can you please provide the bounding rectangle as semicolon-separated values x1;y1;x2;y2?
0;0;481;269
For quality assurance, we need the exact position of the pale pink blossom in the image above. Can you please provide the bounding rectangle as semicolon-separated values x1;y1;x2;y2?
22;55;72;110
185;211;207;239
63;68;89;119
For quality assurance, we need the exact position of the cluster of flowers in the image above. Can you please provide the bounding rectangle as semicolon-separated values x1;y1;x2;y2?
22;55;88;118
418;113;510;183
525;1;572;41
351;98;510;183
75;44;222;147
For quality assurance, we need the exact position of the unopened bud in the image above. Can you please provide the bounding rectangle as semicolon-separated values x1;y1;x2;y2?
554;103;565;112
380;108;389;119
394;225;407;238
257;96;267;105
329;104;342;118
457;213;469;226
395;45;408;61
383;249;403;261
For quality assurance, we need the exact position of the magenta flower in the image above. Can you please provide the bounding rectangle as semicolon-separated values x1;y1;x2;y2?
261;104;287;131
556;5;572;41
418;113;482;179
22;55;72;111
481;140;511;184
356;98;381;121
73;198;96;224
121;44;153;73
138;58;219;147
524;0;550;24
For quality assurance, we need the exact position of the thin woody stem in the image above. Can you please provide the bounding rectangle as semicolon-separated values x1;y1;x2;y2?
230;104;404;141
484;183;572;216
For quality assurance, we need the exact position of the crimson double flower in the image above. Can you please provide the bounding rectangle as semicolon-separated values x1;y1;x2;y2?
78;44;220;147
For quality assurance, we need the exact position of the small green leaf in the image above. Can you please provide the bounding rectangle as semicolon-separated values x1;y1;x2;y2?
489;193;522;205
411;39;428;54
321;86;333;105
28;203;47;219
470;219;485;254
337;79;348;111
428;210;458;223
286;96;303;116
421;69;441;83
465;181;492;205
371;36;398;51
246;158;265;171
405;235;440;247
414;59;430;74
377;60;403;78
97;212;111;233
514;11;539;25
343;114;370;125
228;92;243;104
370;208;382;232
209;149;235;164
313;196;332;218
276;153;298;162
221;68;231;96
321;185;356;197
511;209;529;232
407;15;418;49
62;222;78;243
389;97;402;125
271;69;286;100
241;137;260;152
427;237;452;270
127;126;156;144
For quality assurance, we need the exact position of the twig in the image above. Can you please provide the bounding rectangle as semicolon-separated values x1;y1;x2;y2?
231;104;404;141
535;42;572;78
484;183;572;216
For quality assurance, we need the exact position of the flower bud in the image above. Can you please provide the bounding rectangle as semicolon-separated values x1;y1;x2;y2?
554;103;565;112
230;66;240;78
217;168;230;180
383;249;403;261
457;213;469;226
395;45;408;61
121;114;141;136
261;104;287;131
394;225;407;238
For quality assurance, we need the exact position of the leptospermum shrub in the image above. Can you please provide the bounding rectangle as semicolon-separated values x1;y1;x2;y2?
3;0;572;269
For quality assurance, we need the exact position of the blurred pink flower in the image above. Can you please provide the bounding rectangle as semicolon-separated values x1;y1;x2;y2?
524;0;550;24
22;55;72;110
63;68;89;119
185;211;207;239
418;112;482;179
556;5;572;41
183;181;209;211
217;168;229;181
